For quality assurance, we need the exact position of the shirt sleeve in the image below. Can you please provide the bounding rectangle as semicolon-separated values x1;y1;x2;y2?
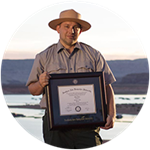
26;54;44;86
96;53;116;85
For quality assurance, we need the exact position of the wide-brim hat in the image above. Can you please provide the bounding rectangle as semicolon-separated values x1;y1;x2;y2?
48;9;91;32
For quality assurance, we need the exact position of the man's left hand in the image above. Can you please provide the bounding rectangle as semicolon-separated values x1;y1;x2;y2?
100;115;115;130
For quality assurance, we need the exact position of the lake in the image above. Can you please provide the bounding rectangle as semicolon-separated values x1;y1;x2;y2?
4;94;146;106
3;94;146;143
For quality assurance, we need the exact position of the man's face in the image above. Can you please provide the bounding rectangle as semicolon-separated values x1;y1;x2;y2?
56;21;82;48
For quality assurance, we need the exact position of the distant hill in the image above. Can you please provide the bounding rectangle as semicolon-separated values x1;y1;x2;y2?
120;73;149;84
1;58;149;85
1;59;33;85
107;59;149;77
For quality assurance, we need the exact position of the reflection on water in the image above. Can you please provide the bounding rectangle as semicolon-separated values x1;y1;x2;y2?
16;118;44;141
15;115;135;142
9;108;137;142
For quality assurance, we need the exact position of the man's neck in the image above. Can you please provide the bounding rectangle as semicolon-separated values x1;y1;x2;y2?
60;40;76;54
66;46;75;54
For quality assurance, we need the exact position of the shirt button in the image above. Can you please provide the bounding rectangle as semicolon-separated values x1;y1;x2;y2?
70;68;72;70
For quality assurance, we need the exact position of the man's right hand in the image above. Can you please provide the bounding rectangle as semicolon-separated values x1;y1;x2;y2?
28;72;51;96
38;72;51;88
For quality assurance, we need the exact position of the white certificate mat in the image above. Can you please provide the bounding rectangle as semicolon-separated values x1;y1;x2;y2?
58;84;96;116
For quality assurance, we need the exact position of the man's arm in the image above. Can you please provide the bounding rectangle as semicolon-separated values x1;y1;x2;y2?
101;84;116;130
28;72;50;95
28;81;44;96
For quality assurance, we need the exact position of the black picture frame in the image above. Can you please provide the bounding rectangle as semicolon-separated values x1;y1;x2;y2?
45;72;107;130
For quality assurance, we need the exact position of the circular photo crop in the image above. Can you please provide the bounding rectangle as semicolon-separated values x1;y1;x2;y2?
1;1;149;149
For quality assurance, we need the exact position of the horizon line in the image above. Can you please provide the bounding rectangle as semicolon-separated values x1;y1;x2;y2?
2;57;148;61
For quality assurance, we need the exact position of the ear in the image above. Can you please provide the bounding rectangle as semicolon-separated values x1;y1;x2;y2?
56;25;60;33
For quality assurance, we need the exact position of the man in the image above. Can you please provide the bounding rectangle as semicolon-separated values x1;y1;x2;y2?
26;9;116;148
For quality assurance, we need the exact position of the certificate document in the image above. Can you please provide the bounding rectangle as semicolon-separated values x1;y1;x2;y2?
58;84;96;116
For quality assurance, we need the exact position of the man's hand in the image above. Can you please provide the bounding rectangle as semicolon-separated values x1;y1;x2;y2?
100;84;116;130
28;72;51;96
39;72;51;88
101;115;115;130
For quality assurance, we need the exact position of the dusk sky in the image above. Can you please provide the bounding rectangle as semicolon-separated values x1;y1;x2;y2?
2;2;147;60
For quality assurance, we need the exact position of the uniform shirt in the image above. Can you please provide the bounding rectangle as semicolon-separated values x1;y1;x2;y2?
26;41;116;108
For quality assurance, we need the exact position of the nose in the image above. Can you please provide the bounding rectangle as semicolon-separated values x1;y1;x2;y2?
68;27;75;34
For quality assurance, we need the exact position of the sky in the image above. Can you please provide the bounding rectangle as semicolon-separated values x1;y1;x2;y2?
2;2;147;60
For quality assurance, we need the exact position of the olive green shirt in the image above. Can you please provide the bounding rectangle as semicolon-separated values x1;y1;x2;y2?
26;41;116;108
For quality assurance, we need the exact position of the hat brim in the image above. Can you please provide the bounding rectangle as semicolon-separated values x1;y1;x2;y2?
48;18;91;32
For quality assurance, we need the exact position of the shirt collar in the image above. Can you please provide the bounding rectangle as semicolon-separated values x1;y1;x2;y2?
56;41;64;53
56;41;82;53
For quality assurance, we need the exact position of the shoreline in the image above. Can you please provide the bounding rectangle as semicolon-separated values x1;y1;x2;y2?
2;83;148;94
8;103;143;115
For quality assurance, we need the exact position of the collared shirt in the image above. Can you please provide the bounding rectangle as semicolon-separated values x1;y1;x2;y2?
26;41;116;108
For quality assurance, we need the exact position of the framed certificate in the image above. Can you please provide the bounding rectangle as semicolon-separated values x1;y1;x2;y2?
45;72;107;130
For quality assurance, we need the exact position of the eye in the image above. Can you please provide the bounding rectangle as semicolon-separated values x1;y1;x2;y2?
64;25;69;29
74;26;81;31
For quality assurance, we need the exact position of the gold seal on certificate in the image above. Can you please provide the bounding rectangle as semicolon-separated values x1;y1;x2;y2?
58;85;96;116
73;79;78;84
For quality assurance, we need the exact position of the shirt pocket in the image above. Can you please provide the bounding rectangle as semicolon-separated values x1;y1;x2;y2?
46;63;66;74
76;61;94;73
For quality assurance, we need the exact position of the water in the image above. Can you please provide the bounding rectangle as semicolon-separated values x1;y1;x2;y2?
3;94;146;142
15;117;133;142
4;94;146;106
4;94;42;106
16;118;44;141
115;94;146;104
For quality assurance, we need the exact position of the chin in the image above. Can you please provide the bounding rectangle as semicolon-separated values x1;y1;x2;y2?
67;41;76;46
